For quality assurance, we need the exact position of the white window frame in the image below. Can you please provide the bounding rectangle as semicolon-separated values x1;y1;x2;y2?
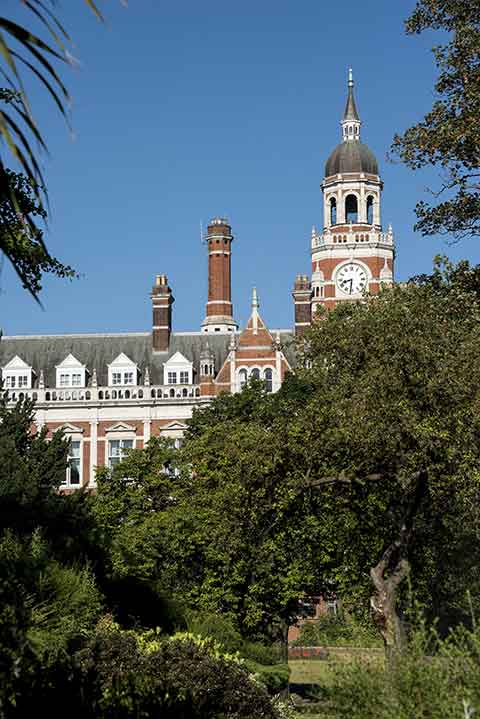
60;429;84;488
107;354;138;387
163;352;193;386
55;354;87;389
107;438;135;469
168;371;177;385
2;356;34;390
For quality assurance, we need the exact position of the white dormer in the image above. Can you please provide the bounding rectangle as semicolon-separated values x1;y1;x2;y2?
163;351;193;385
56;353;87;388
108;353;138;386
2;355;34;389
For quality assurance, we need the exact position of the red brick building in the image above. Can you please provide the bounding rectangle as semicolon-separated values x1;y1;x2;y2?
0;72;394;488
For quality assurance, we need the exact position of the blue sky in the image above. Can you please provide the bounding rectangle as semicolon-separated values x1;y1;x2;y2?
3;0;480;335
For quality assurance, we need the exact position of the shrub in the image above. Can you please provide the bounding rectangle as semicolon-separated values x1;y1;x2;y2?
293;613;381;648
326;625;480;719
245;660;290;695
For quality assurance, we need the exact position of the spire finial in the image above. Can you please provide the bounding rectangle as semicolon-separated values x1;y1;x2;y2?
342;69;361;141
251;287;259;334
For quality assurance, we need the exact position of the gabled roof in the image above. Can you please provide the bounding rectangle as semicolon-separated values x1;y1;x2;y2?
0;330;295;389
55;353;85;370
108;352;137;368
2;354;32;371
164;351;192;367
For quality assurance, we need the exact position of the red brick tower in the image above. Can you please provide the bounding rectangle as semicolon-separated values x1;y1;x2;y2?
201;217;237;334
310;70;394;315
151;274;174;353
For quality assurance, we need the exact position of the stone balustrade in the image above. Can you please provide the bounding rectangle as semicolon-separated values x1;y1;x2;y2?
2;384;201;405
312;228;394;249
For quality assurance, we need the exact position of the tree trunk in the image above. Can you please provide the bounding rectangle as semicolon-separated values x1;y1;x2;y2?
370;546;410;659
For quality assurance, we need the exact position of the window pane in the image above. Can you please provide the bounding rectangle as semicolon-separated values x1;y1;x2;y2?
72;374;81;386
112;373;121;385
251;368;260;380
180;371;188;384
124;372;134;385
70;459;81;485
70;440;81;458
109;440;120;456
168;372;177;384
121;439;134;450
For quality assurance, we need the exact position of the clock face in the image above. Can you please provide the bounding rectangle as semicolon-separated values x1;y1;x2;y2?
336;263;368;295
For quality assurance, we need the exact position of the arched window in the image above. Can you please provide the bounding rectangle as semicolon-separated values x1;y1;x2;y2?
345;194;358;223
330;197;337;225
264;368;273;393
239;368;247;389
250;368;260;380
204;364;209;375
169;388;175;398
367;196;374;225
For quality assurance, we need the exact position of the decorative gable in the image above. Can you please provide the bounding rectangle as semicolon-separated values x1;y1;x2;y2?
163;351;193;385
2;355;34;390
105;422;137;433
61;423;84;434
107;353;138;387
56;353;87;389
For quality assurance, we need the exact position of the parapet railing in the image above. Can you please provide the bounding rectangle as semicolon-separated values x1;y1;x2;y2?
312;229;394;249
2;384;201;405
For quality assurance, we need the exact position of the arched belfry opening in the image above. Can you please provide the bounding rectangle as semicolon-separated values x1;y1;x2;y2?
330;197;337;225
367;195;374;225
345;194;358;223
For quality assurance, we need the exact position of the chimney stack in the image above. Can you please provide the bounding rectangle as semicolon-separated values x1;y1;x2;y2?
151;274;174;353
292;274;312;336
201;217;237;334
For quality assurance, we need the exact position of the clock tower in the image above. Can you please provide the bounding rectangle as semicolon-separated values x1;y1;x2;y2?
308;70;394;317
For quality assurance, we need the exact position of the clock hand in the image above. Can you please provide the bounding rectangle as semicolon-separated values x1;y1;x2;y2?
347;278;353;294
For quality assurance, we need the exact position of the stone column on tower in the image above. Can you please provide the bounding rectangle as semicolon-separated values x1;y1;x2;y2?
201;217;238;334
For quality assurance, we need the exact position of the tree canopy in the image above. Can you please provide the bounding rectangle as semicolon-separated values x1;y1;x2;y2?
392;0;480;240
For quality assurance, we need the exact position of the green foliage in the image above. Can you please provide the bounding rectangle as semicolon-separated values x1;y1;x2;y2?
245;661;290;695
297;263;480;631
391;0;480;240
71;628;281;719
0;168;75;296
293;615;382;648
325;624;480;718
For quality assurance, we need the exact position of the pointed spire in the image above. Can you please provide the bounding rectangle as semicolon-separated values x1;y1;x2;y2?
343;68;360;122
39;370;45;390
341;69;361;142
144;367;150;386
91;368;97;388
251;287;259;334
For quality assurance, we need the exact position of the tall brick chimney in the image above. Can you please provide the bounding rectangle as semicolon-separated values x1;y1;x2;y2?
292;274;312;336
151;274;174;353
201;217;237;334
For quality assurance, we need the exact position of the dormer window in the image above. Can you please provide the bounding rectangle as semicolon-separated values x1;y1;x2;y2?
163;352;193;386
56;354;87;389
2;355;34;390
108;353;138;387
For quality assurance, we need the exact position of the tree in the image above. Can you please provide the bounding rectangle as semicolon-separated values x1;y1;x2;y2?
297;263;480;653
391;0;480;240
165;386;333;652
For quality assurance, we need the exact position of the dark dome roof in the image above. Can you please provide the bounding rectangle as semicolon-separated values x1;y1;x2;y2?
325;141;378;177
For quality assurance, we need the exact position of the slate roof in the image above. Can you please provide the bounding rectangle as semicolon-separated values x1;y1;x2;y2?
325;141;379;177
0;330;296;388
